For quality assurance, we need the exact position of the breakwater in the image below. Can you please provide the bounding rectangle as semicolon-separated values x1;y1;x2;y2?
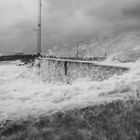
40;58;129;83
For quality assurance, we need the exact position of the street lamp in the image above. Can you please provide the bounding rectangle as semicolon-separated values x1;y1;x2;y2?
34;0;42;56
37;0;42;56
76;41;83;59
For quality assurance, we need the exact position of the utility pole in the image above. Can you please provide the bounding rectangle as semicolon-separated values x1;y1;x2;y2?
37;0;42;56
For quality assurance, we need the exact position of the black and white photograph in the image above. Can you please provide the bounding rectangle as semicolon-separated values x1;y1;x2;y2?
0;0;140;139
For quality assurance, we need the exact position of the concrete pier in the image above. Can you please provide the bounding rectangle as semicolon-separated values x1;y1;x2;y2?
40;58;129;83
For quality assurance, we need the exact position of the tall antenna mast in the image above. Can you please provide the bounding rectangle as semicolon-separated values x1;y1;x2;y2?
37;0;42;56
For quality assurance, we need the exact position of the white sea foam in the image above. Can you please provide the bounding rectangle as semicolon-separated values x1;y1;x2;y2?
0;58;139;122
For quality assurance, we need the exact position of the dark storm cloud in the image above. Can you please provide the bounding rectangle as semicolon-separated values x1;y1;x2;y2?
118;0;140;33
122;1;140;18
0;0;37;54
0;0;140;54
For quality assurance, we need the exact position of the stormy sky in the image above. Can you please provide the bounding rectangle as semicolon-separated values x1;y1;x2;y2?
0;0;140;54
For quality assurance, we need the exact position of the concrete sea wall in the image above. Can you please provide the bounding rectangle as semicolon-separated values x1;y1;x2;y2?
40;58;129;83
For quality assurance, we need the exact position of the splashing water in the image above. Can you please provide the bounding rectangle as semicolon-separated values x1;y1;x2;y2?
0;57;139;123
1;31;140;122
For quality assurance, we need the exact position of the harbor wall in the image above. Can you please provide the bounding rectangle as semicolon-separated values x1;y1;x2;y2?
40;58;129;83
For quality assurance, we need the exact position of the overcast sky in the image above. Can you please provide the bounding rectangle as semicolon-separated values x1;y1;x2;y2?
0;0;140;54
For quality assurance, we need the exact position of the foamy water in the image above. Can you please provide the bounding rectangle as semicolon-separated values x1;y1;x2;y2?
0;58;139;123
